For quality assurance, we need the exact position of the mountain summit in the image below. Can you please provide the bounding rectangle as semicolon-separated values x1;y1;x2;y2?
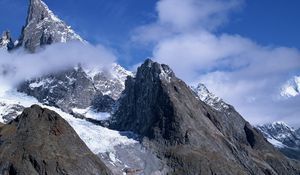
17;0;84;52
113;59;300;174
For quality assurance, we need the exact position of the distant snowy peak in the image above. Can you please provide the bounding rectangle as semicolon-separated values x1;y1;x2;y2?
0;31;14;50
19;0;84;52
191;83;229;111
257;121;300;148
280;76;300;98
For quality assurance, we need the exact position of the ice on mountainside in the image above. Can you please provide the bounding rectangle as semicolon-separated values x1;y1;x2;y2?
0;88;165;174
0;89;136;155
257;121;300;149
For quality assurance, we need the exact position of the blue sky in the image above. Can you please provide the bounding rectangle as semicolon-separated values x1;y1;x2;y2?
0;0;300;66
0;0;300;126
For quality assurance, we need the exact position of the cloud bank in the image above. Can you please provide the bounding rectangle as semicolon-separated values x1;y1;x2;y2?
0;42;116;88
133;0;300;127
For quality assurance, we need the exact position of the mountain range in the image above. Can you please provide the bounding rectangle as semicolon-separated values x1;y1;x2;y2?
0;0;300;174
257;122;300;160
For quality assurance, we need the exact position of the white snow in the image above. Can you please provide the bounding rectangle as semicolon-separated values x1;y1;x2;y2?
267;138;286;148
191;83;229;111
29;78;53;89
72;107;111;121
280;76;300;98
0;88;137;155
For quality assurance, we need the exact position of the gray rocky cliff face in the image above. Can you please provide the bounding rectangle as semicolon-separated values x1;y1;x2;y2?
112;59;300;175
18;67;102;113
17;64;131;114
18;0;84;52
0;105;112;175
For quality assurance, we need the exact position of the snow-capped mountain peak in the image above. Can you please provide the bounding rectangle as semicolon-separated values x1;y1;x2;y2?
257;121;300;149
280;76;300;98
19;0;84;52
191;83;229;111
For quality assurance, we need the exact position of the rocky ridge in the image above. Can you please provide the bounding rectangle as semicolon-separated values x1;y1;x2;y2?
0;105;112;175
113;59;300;174
11;0;133;117
18;0;84;52
257;122;300;160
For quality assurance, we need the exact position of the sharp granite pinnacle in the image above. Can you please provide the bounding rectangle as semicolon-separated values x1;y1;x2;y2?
17;0;84;52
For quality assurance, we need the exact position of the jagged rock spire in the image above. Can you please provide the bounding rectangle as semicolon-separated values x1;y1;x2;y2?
19;0;84;52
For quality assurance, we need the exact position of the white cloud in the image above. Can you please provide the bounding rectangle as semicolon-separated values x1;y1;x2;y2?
0;42;116;87
157;0;243;31
132;0;244;43
132;0;300;127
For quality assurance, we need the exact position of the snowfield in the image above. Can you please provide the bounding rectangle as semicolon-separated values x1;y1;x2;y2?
0;88;137;155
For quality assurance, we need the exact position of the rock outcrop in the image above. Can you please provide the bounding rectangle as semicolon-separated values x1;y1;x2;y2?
0;105;112;175
112;59;300;174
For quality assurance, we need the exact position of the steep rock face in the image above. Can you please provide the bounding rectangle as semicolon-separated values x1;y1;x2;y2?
113;59;300;174
18;67;103;112
0;105;111;175
191;83;264;144
18;0;84;52
257;122;300;160
0;31;14;50
18;64;132;114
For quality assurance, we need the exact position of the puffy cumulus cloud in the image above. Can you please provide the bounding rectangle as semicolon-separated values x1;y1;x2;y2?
154;32;300;82
132;0;300;127
0;42;116;87
132;0;244;43
157;0;243;31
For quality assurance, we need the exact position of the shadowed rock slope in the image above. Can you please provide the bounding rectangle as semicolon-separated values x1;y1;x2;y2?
0;105;112;175
112;59;300;175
